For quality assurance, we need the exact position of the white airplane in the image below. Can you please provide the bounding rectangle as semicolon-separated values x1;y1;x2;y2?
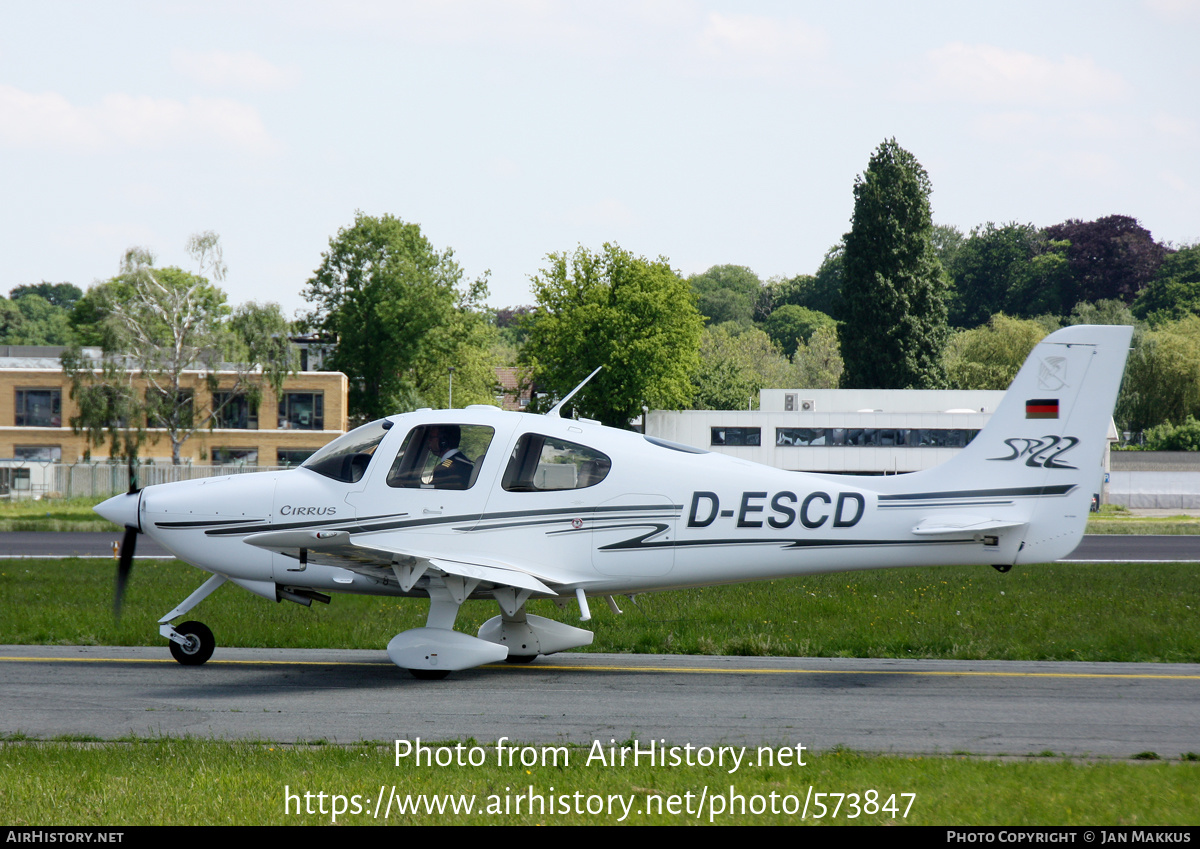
96;324;1132;678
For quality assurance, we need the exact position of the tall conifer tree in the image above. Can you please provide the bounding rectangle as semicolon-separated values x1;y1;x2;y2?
838;139;948;389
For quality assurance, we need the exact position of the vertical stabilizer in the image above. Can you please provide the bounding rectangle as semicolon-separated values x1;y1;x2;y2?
899;325;1132;562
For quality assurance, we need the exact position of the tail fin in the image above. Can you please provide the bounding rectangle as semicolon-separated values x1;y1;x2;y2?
903;324;1133;562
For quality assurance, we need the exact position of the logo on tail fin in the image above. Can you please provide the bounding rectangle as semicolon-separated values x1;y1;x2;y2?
989;436;1079;469
1037;356;1068;391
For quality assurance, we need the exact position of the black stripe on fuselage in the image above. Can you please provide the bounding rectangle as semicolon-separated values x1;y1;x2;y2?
597;533;979;552
189;503;681;538
877;485;1075;502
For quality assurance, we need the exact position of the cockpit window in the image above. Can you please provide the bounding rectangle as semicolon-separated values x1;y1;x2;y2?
502;434;611;492
301;419;391;483
386;425;495;490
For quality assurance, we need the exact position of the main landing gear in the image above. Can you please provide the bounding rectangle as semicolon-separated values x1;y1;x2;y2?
387;582;596;679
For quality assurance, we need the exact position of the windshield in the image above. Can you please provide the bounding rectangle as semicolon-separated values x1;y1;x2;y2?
301;419;392;483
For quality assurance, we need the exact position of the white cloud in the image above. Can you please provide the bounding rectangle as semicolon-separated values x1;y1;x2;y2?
969;110;1124;143
691;12;829;78
0;85;275;153
1151;111;1198;143
172;49;300;91
1158;169;1192;196
912;43;1130;105
1144;0;1200;22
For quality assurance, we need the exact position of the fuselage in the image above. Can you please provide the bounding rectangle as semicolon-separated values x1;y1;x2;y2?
113;404;1042;602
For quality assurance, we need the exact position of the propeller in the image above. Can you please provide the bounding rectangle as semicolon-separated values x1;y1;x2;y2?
111;455;141;621
114;524;139;619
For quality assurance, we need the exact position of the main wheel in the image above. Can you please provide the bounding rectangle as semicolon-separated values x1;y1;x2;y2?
409;668;449;680
169;620;215;666
504;654;538;664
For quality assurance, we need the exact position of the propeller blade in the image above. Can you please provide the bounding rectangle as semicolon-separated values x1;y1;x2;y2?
127;454;139;495
114;524;138;621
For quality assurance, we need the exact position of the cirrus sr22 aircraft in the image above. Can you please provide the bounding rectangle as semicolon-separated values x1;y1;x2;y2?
96;324;1132;678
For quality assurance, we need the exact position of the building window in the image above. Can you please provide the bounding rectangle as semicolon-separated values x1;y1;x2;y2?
710;427;760;446
278;392;324;430
212;392;258;429
774;427;980;447
15;389;61;427
0;467;31;493
277;448;318;467
212;448;258;466
14;445;62;462
776;427;827;446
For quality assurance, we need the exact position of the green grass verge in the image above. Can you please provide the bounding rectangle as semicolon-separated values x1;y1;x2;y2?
1;740;1197;825
0;496;117;532
3;558;1198;663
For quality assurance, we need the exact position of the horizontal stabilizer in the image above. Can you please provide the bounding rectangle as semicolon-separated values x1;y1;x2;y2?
910;516;1028;536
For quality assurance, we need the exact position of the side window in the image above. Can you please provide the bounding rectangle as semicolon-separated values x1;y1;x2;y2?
386;425;495;490
501;434;611;492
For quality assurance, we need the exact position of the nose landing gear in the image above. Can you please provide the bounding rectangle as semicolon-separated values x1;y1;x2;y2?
159;573;228;666
167;620;216;666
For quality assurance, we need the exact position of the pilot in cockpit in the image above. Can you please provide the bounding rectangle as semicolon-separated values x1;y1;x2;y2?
421;425;474;489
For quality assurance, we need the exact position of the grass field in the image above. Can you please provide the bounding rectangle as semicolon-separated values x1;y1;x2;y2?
3;557;1199;663
3;522;1199;826
2;739;1198;825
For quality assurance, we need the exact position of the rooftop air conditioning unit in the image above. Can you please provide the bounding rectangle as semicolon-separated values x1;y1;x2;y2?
800;399;815;412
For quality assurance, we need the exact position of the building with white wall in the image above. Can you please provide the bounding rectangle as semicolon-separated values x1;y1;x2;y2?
647;389;1008;475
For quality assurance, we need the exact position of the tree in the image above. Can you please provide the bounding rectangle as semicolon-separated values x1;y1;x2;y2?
1116;316;1200;433
1131;244;1200;325
522;243;703;427
1068;298;1135;327
1044;215;1167;305
947;222;1040;328
303;213;469;422
9;282;83;309
692;323;795;411
944;314;1048;390
838;139;948;389
688;264;762;327
409;278;502;409
761;304;834;359
64;233;295;465
791;323;843;389
0;287;78;346
1006;237;1073;318
764;245;845;320
931;223;965;272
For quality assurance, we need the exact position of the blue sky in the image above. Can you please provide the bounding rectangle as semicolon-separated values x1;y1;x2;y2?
3;1;1197;317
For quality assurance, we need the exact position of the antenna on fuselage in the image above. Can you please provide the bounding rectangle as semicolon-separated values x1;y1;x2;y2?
545;365;603;418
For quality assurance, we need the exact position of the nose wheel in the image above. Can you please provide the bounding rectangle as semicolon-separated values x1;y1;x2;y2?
167;620;216;666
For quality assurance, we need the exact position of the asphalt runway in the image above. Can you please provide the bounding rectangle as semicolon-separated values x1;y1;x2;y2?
1;646;1197;758
3;533;1198;757
5;532;1200;561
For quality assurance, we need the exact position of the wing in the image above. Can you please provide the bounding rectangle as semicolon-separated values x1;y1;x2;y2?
241;529;563;596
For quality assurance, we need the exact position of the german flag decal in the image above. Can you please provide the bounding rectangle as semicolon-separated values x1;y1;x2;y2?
1026;398;1059;419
